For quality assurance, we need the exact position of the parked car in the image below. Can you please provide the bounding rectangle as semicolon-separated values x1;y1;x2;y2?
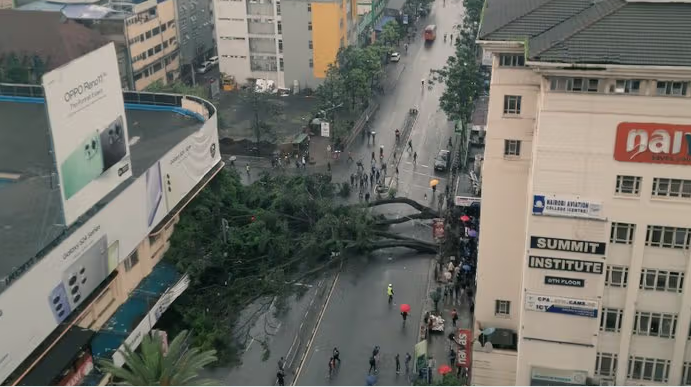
196;61;213;74
434;149;451;171
208;56;219;66
390;52;401;62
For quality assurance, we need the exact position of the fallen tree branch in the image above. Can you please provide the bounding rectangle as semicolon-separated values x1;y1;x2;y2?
375;212;436;226
365;239;438;254
367;197;439;216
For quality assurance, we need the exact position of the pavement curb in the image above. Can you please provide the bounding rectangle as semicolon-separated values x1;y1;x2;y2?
417;258;438;343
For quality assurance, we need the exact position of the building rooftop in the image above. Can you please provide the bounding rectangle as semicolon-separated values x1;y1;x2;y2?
478;0;691;66
0;10;111;73
0;99;203;286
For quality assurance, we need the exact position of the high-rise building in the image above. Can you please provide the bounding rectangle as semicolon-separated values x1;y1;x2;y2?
473;0;691;385
175;0;216;75
213;0;358;90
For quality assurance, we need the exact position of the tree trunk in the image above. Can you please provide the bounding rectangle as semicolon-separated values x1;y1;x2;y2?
374;212;436;226
367;197;439;216
361;238;437;254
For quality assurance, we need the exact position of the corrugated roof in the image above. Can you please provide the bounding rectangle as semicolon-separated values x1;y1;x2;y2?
0;10;110;72
533;2;691;66
479;0;691;66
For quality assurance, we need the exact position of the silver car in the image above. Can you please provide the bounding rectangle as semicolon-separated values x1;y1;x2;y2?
434;150;451;171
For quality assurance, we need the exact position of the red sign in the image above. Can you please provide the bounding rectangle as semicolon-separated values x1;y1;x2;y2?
432;219;445;239
58;354;94;386
614;122;691;165
457;329;472;367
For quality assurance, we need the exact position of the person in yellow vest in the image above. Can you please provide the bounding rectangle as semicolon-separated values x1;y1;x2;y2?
387;284;394;304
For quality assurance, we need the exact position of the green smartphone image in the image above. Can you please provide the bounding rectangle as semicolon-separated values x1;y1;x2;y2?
60;132;104;200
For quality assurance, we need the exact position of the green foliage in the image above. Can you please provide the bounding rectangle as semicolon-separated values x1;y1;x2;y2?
146;80;209;99
0;53;48;84
239;88;282;143
97;330;218;386
432;0;485;122
163;170;378;362
380;21;403;48
388;187;397;199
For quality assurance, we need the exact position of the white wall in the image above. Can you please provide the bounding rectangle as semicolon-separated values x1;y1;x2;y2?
215;0;252;83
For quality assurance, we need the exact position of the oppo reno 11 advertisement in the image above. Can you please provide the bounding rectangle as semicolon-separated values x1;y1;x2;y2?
42;42;132;226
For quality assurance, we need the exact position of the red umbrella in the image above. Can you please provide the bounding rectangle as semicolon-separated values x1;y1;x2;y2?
438;364;453;375
460;215;470;222
400;304;411;313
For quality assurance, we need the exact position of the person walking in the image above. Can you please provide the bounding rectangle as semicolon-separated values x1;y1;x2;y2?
413;152;417;164
451;308;458;327
350;174;355;186
333;347;341;363
387;284;394;303
369;355;377;374
327;162;331;173
407;140;413;152
405;353;412;374
277;370;286;386
401;310;408;325
371;151;376;163
395;354;401;374
246;163;251;176
278;356;286;372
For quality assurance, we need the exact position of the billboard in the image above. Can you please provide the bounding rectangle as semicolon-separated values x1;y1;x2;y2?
42;42;132;226
614;122;691;165
524;293;599;319
160;118;221;211
532;194;603;220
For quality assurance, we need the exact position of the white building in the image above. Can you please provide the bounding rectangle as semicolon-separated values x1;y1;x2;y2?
472;0;691;385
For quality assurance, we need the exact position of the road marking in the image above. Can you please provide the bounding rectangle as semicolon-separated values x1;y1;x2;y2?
244;338;254;353
291;271;341;385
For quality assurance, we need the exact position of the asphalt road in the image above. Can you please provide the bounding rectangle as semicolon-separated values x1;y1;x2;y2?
292;0;465;384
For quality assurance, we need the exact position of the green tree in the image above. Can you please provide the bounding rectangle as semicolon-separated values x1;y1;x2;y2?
315;64;346;112
146;80;209;99
98;330;218;386
160;170;440;362
239;87;282;144
380;20;402;48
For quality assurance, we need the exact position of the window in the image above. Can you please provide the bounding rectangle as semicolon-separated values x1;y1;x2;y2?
615;175;641;196
550;77;599;92
595;353;618;378
633;311;677;338
499;54;524;67
600;308;623;332
276;0;281;15
309;58;313;68
627;357;670;382
163;41;169;49
277;20;282;34
657;81;688;96
640;269;684;293
278;39;283;52
652;178;691;199
145;30;152;39
124;252;139;272
309;40;313;49
308;21;312;30
503;140;521;157
148;48;154;57
646;225;691;249
612;79;640;94
682;362;691;385
152;26;161;36
161;23;167;32
154;44;162;54
307;2;311;11
503;95;521;114
610;222;635;245
605;265;629;287
279;57;284;71
495;300;510;316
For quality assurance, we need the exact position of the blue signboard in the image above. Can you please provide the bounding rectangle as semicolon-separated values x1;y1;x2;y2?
525;293;598;319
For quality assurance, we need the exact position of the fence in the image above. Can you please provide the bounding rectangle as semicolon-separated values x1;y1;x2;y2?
343;102;380;151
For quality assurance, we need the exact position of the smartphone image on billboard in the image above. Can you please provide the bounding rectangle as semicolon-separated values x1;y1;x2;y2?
99;116;127;172
60;132;104;200
146;162;163;228
61;235;109;309
48;282;73;324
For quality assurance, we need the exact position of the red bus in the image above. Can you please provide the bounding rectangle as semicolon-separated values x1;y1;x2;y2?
424;25;437;41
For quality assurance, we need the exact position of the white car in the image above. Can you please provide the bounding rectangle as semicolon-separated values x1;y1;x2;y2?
208;56;219;66
390;52;401;62
196;61;213;74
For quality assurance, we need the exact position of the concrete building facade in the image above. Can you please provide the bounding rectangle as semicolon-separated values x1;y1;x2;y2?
213;0;356;89
472;0;691;385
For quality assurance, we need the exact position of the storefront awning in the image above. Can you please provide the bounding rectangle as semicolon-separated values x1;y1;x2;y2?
90;262;182;361
18;327;94;386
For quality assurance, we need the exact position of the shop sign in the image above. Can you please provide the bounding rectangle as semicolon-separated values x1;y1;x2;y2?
530;366;588;386
530;236;606;255
525;293;598;319
529;256;603;274
532;194;603;220
614;122;691;166
454;196;480;207
457;329;471;367
320;121;330;137
544;276;585;288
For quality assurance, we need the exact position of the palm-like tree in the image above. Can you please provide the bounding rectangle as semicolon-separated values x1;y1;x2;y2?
98;330;218;386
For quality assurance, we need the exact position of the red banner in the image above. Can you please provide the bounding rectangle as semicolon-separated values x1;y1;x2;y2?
58;354;94;386
433;218;445;239
614;122;691;165
457;329;472;367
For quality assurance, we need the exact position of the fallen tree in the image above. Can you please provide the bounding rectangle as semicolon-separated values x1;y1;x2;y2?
160;170;440;363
